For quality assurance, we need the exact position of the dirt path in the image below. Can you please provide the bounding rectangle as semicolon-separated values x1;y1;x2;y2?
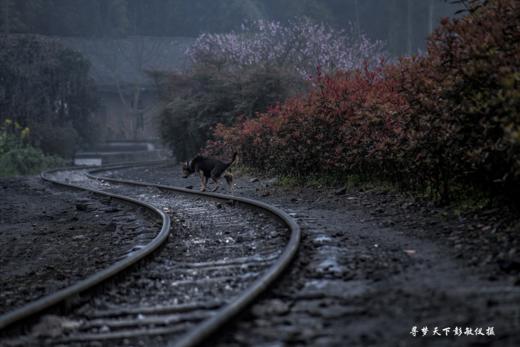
107;164;520;346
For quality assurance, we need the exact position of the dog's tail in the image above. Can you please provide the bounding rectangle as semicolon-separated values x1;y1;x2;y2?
228;152;238;166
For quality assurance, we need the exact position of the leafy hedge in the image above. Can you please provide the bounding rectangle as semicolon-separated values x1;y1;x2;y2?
209;65;406;176
209;0;520;202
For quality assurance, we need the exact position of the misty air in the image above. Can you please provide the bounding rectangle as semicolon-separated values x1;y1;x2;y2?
0;1;519;346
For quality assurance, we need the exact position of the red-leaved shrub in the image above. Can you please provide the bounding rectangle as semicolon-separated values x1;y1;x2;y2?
210;65;407;179
208;0;520;202
394;0;520;199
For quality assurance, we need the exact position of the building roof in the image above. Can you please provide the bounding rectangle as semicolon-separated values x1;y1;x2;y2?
56;36;194;87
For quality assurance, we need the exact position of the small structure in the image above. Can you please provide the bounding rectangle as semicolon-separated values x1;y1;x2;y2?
73;140;170;166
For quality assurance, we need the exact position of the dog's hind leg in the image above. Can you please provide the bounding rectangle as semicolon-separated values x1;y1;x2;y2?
224;173;233;192
211;177;220;192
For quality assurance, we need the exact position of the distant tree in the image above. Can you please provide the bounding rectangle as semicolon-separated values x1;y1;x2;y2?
97;0;129;36
37;0;128;37
0;0;41;33
79;36;174;139
353;0;361;35
0;35;97;156
406;0;413;55
186;18;385;77
429;0;435;33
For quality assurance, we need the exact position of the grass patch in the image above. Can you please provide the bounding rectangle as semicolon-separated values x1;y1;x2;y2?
269;168;496;213
231;164;261;178
277;175;303;187
274;171;398;193
238;164;499;214
445;186;493;215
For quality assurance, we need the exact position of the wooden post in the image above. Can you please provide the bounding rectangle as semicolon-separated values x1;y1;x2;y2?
428;0;435;33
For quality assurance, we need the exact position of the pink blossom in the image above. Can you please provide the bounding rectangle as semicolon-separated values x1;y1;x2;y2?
186;18;385;77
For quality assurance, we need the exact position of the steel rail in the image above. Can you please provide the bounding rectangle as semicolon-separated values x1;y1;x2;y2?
86;163;301;347
0;165;171;331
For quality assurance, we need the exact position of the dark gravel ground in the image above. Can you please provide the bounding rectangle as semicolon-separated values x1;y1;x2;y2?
0;176;159;316
106;163;520;347
1;169;288;347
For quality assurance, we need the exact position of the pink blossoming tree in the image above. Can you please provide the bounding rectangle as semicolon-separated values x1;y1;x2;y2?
186;18;385;77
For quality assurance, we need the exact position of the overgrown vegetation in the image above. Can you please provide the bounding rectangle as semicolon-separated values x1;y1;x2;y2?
0;35;98;158
0;119;64;176
185;18;384;78
158;65;300;161
159;19;383;161
209;0;520;204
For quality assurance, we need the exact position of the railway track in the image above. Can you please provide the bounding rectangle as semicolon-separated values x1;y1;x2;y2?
0;162;300;347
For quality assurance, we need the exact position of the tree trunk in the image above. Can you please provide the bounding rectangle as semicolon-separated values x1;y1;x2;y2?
387;0;399;55
132;85;143;140
354;0;361;36
406;0;413;55
428;0;435;33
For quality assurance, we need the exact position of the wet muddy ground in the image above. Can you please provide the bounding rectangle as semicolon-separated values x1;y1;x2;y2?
108;163;520;346
0;176;159;315
1;163;519;346
1;170;288;347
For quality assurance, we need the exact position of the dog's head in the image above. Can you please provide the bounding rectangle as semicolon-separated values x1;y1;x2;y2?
181;161;194;178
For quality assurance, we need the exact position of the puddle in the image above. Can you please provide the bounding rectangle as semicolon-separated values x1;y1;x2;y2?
317;258;343;274
300;279;370;299
313;235;332;244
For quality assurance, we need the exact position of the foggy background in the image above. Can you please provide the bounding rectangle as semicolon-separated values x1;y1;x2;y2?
0;0;462;168
1;0;460;56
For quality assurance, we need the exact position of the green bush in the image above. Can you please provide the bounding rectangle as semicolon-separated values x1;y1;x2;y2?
35;123;79;158
0;118;65;176
0;147;65;176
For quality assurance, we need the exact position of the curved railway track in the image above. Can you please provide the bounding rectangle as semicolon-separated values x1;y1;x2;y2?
0;162;300;347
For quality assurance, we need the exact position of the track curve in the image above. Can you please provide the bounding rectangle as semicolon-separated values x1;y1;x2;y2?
0;162;301;347
87;163;301;347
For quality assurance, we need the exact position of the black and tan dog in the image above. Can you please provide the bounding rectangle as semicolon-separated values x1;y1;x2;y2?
182;152;237;192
